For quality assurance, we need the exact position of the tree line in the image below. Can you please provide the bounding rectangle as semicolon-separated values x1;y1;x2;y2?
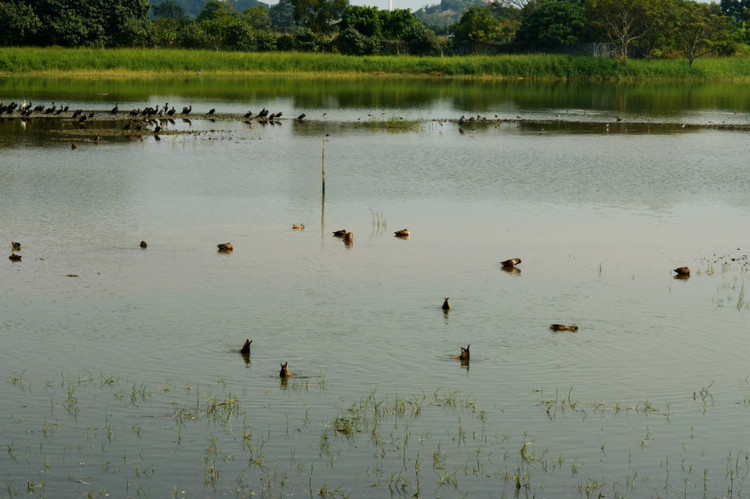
1;0;748;62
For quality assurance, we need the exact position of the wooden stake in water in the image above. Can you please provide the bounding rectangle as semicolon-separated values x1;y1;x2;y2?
322;138;326;196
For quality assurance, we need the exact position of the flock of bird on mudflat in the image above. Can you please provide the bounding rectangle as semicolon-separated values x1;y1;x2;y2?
1;100;304;125
1;100;307;147
8;227;693;378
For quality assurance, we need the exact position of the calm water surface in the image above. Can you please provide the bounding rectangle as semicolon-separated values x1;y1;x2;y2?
1;76;749;498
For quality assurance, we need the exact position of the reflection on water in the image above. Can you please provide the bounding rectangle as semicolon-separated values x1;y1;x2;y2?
1;79;749;497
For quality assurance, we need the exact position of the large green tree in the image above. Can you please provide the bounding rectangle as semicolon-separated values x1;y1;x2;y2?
27;0;151;46
0;1;42;45
244;4;271;30
380;8;422;39
196;0;239;22
403;21;440;55
339;5;382;38
270;0;295;32
291;0;348;34
671;1;730;64
452;5;507;46
516;0;587;48
151;0;185;19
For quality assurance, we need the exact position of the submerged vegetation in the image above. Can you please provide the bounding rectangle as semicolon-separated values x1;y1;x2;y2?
3;47;750;80
4;368;749;497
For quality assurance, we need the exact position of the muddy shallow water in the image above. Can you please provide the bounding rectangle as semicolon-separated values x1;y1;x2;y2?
1;76;749;498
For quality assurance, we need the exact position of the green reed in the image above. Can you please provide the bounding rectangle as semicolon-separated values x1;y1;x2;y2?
3;48;750;81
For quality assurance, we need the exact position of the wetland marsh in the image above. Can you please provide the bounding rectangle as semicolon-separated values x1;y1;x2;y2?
1;75;749;498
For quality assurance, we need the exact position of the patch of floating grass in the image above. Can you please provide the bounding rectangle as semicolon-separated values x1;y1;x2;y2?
362;115;422;132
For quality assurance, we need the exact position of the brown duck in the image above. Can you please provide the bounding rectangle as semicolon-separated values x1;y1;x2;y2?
550;324;579;332
673;266;690;276
501;258;522;268
452;345;470;360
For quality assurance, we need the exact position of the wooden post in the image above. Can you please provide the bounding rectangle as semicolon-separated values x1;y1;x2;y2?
322;138;326;196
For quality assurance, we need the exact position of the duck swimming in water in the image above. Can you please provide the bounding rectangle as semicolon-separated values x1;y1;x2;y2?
501;258;522;268
673;266;690;276
217;242;233;252
550;324;579;332
279;362;292;378
452;345;470;360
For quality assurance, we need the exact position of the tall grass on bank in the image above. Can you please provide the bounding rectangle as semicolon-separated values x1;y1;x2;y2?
2;47;750;80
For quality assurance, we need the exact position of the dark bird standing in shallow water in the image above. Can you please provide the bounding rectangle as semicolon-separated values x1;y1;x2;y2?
297;113;306;120
239;339;252;355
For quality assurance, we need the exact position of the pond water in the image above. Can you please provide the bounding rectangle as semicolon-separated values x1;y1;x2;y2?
1;76;749;498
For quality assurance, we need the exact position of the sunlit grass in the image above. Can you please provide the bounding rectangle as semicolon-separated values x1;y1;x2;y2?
2;47;750;81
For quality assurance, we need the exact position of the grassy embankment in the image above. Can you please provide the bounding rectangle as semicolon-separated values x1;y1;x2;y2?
2;47;750;80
